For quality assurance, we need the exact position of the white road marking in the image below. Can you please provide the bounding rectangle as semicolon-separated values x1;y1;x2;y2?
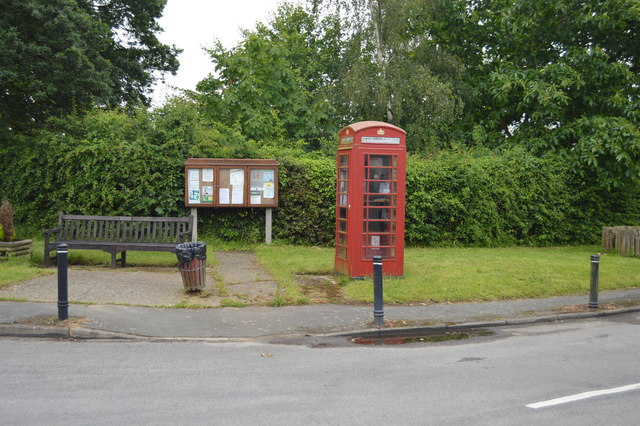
527;383;640;409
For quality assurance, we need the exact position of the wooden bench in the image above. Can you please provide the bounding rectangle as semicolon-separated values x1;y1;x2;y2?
44;213;193;268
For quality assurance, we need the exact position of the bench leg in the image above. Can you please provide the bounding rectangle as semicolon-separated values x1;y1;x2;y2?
111;251;117;269
121;251;126;267
44;248;50;268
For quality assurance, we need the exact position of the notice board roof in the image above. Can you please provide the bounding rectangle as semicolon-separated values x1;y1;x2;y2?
184;158;279;167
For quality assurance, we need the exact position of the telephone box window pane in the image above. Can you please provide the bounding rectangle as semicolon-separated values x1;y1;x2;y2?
366;221;391;232
339;181;348;193
368;181;392;194
363;234;393;246
366;208;394;220
339;168;348;180
363;247;392;260
365;221;396;233
369;155;392;167
369;168;391;181
340;155;349;166
338;233;347;245
340;194;348;206
338;246;347;258
339;220;347;232
366;195;392;206
380;234;393;246
339;207;348;219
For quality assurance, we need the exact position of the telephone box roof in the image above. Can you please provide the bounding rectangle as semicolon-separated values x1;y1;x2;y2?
341;121;406;135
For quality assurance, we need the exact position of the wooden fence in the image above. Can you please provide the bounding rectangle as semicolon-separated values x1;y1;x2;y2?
602;226;640;256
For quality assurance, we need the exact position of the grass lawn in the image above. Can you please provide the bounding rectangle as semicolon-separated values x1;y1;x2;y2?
0;256;53;290
256;245;640;304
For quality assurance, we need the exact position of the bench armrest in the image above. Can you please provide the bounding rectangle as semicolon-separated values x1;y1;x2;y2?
44;227;61;241
178;231;192;243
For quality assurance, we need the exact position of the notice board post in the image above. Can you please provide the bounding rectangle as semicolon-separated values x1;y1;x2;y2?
184;158;279;244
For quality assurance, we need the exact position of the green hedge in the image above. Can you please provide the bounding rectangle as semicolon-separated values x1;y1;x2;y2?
1;108;638;246
406;149;575;246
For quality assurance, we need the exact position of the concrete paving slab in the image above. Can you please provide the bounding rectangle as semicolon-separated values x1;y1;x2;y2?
215;251;273;284
0;268;217;307
0;302;86;324
83;304;373;338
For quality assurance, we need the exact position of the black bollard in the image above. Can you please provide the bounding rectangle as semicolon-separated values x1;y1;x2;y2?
373;256;384;327
589;254;600;309
57;244;69;321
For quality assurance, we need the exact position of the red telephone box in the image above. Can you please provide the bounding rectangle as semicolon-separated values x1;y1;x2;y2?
335;121;406;278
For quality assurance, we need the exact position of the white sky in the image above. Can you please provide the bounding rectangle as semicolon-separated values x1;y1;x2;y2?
153;0;301;105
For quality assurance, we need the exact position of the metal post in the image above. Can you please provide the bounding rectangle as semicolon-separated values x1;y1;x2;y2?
589;254;600;309
57;244;69;321
373;256;384;327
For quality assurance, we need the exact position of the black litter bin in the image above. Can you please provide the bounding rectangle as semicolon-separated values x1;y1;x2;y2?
175;242;207;291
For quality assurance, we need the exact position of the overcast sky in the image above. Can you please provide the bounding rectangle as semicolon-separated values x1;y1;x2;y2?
153;0;301;105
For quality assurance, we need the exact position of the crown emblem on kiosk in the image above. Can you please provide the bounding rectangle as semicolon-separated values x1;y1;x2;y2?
377;128;385;135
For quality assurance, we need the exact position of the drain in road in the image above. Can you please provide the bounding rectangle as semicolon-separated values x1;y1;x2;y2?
351;330;495;345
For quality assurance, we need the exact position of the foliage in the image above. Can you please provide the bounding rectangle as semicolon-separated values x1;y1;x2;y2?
309;0;465;151
2;0;639;246
2;100;639;246
275;155;336;245
0;104;336;245
0;199;15;242
0;105;189;230
0;0;180;133
407;148;640;246
405;149;575;246
426;0;640;187
196;4;341;149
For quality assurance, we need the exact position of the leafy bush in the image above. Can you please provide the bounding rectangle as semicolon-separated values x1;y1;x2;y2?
405;149;574;246
275;155;335;245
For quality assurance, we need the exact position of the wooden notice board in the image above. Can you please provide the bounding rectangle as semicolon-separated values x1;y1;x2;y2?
184;159;279;208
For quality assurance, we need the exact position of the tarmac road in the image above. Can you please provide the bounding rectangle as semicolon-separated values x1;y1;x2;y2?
1;312;639;425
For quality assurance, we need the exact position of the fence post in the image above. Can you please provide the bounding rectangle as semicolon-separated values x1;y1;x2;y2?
57;244;69;321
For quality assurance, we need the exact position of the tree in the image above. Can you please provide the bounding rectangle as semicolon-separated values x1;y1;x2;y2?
309;0;464;151
427;0;640;186
196;4;341;149
0;0;180;133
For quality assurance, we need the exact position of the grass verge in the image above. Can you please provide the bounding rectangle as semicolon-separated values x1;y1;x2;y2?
256;245;640;304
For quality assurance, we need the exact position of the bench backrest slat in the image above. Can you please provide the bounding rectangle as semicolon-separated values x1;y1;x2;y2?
58;214;190;244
